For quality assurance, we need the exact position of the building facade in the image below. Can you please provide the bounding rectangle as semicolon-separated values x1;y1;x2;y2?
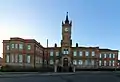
2;12;119;71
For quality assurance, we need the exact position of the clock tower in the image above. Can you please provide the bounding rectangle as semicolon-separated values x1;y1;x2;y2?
61;12;72;56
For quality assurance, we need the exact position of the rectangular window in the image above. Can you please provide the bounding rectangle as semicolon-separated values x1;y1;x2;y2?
6;54;10;63
91;60;94;65
109;61;111;66
11;44;14;48
26;55;31;63
104;61;106;66
113;54;115;58
6;45;9;50
91;51;95;56
50;51;53;56
19;44;23;49
18;54;23;63
56;52;59;56
104;54;107;58
99;60;101;66
73;60;77;65
66;49;69;54
15;44;18;49
27;44;31;50
99;54;101;58
79;51;82;56
11;54;14;63
35;56;39;63
78;60;83;65
40;58;42;64
109;54;111;58
73;51;77;56
85;60;88;65
113;60;115;66
85;51;89;56
50;60;54;65
15;54;18;63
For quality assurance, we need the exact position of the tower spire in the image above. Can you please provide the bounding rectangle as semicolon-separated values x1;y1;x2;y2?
65;12;69;23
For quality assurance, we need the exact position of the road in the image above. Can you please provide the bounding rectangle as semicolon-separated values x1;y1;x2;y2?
0;72;120;82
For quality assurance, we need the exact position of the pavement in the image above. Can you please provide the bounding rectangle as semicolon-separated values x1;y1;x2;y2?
0;71;120;82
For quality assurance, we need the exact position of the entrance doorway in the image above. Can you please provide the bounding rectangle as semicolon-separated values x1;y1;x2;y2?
63;58;68;67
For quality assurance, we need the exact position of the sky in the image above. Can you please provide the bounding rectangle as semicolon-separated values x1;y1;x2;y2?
0;0;120;59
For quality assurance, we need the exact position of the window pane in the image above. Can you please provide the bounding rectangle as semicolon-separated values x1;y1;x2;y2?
15;54;18;63
99;61;101;66
11;44;14;48
15;44;18;48
73;60;77;65
92;51;95;56
19;44;23;49
56;52;59;56
73;51;77;56
109;54;111;58
109;61;111;66
11;54;14;63
27;45;31;50
79;51;82;56
91;60;94;65
85;51;89;56
6;45;9;50
27;55;31;63
104;54;106;58
18;55;23;63
6;54;10;63
50;60;54;64
113;54;115;58
99;54;101;58
50;51;53;56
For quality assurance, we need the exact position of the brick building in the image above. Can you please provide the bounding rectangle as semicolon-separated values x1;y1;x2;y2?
0;57;2;66
2;12;119;71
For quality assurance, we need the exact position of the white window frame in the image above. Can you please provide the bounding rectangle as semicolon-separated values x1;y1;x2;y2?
78;60;82;65
26;55;31;63
104;61;106;66
109;54;111;58
50;51;53;56
39;58;42;64
15;44;18;49
15;54;18;63
113;60;115;66
73;51;77;56
18;54;23;63
50;60;54;64
99;60;101;66
6;54;10;63
11;44;14;48
6;45;9;50
104;54;107;58
11;54;14;63
85;60;88;65
56;51;59;56
85;51;89;56
27;44;31;50
109;61;111;66
92;51;95;56
73;60;77;65
19;44;23;49
91;60;94;65
79;51;82;56
113;54;115;58
99;54;101;58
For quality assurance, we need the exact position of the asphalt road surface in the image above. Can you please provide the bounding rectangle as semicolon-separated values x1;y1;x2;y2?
0;72;120;82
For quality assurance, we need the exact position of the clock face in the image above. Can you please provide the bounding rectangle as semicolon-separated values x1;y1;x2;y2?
65;28;68;32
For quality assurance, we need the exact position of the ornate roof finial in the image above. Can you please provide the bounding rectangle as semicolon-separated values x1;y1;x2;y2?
65;12;69;23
